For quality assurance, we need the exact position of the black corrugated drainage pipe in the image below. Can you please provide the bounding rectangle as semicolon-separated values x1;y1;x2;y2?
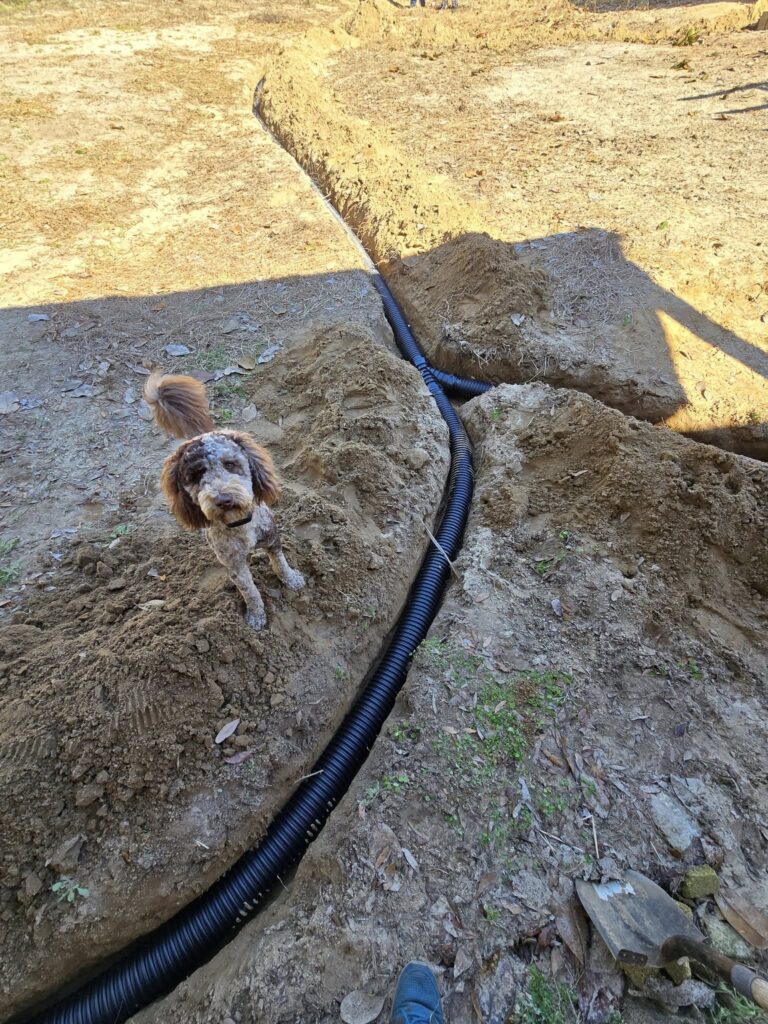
13;115;493;1024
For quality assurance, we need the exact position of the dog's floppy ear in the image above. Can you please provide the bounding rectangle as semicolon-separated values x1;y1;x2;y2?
228;431;281;507
160;443;208;530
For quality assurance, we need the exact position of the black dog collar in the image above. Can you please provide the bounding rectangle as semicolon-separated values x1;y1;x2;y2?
225;512;253;529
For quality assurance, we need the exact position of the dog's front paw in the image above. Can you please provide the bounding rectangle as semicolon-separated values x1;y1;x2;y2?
284;569;305;592
244;608;267;630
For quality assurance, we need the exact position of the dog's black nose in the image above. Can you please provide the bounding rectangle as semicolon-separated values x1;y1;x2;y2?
215;494;235;509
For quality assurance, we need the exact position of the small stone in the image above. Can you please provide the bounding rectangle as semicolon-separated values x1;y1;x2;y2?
75;783;105;808
195;639;210;653
368;553;384;570
405;448;430;471
95;770;110;785
681;865;719;900
75;546;100;569
106;577;127;591
46;835;85;873
665;957;692;985
270;693;285;708
95;561;114;579
623;964;658;989
24;873;43;897
649;792;700;857
701;907;755;962
263;671;276;686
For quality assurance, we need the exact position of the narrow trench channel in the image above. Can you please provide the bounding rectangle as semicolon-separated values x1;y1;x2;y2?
11;81;492;1024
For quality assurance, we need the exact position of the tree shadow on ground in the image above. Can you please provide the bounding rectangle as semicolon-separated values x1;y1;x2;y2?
680;80;768;115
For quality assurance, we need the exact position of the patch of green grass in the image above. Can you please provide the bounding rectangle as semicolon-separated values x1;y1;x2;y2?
198;345;229;372
673;26;699;46
713;987;765;1023
109;524;129;540
392;721;420;743
216;408;234;423
0;538;20;586
213;379;246;400
382;772;410;794
678;657;702;680
362;782;381;806
533;530;580;578
334;665;346;681
656;220;670;231
416;636;485;686
51;878;89;904
514;966;578;1024
0;537;19;558
537;785;570;817
490;407;502;422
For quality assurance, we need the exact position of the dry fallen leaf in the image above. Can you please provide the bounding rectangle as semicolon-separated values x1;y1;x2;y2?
402;847;419;871
715;891;768;949
237;354;257;370
340;990;385;1024
224;750;253;766
475;871;499;899
215;718;240;744
164;343;191;357
555;897;589;965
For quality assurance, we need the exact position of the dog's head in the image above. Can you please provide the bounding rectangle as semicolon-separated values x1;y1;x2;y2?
160;431;280;530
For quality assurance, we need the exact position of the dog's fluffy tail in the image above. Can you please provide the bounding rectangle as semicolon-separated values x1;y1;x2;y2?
144;371;215;439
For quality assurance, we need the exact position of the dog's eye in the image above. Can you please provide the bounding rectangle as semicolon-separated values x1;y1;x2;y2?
223;460;240;474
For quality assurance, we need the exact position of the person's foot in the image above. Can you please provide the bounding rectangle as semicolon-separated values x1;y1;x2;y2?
390;962;445;1024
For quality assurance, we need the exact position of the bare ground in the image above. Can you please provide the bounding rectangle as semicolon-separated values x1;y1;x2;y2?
1;0;767;1021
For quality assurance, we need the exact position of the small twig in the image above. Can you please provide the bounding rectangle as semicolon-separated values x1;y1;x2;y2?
590;814;600;860
423;522;460;579
537;828;585;854
295;769;324;784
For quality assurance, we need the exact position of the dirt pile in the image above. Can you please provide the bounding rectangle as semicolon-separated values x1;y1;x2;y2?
0;326;449;1019
385;233;550;380
137;385;768;1024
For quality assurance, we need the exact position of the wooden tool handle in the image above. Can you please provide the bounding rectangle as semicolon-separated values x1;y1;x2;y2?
732;969;768;1010
662;936;768;1009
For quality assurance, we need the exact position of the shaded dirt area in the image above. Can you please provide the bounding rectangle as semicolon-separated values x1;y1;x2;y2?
0;325;448;1017
259;0;768;457
139;385;768;1024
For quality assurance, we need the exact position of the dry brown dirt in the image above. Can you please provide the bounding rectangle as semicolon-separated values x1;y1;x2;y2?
138;385;768;1024
259;0;768;457
1;0;768;1022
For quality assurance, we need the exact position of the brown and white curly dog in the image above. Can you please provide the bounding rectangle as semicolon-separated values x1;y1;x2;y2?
144;371;305;629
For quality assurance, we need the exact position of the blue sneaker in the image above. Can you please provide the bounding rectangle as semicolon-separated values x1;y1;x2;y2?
390;962;445;1024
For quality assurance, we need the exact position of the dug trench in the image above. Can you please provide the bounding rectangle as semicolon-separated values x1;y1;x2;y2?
2;1;768;1022
257;0;768;460
0;316;449;1019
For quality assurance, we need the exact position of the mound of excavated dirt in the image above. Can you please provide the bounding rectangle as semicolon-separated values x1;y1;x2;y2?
138;385;768;1024
0;326;448;1019
261;7;768;458
386;233;550;378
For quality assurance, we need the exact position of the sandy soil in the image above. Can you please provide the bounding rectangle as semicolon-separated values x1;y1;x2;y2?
1;0;767;1021
139;385;768;1024
259;0;768;456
